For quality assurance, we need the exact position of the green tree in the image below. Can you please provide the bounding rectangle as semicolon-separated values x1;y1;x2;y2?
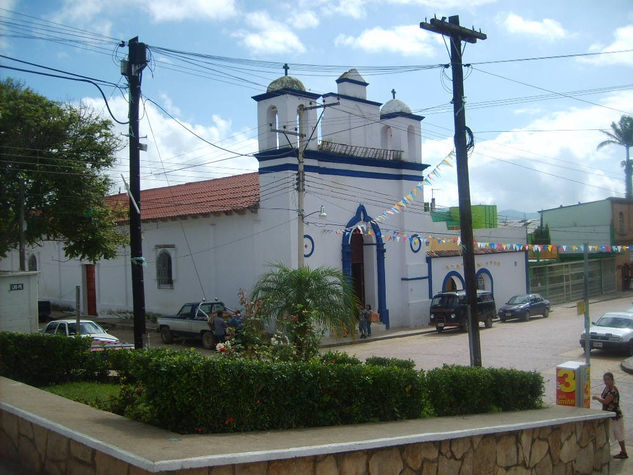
598;115;633;199
0;79;124;264
251;264;359;359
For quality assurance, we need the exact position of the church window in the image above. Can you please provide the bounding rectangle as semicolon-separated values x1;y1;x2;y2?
381;125;393;151
407;125;415;160
157;250;173;289
266;106;279;149
28;254;37;271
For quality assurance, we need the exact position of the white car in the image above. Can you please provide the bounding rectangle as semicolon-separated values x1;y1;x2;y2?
579;312;633;355
41;319;132;350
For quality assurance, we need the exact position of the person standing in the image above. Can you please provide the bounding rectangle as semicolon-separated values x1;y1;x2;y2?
359;305;368;338
363;304;372;337
213;310;228;345
593;372;628;459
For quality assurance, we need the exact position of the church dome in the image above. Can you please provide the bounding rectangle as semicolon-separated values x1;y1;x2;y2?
267;75;306;93
381;98;412;115
337;68;367;85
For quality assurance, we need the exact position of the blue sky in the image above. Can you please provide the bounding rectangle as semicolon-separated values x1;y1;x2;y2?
1;0;633;216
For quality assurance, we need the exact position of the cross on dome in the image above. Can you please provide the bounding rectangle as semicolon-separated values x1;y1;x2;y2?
391;89;396;99
283;63;289;76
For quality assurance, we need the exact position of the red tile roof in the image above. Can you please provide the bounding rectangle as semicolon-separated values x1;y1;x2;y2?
107;173;260;222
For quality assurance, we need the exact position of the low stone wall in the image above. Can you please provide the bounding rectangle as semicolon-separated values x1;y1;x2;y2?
0;377;612;474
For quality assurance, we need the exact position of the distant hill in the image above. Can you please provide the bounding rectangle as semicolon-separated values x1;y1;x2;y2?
498;209;540;221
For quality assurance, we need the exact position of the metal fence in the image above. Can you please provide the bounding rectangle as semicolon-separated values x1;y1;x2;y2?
529;258;616;305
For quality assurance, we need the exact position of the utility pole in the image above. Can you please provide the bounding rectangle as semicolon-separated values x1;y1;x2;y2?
18;178;26;271
122;37;148;349
421;15;486;366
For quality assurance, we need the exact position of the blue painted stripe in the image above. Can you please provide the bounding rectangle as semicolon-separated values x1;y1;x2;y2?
401;276;429;281
381;111;425;122
252;89;321;102
335;77;369;86
256;149;429;173
260;163;425;182
323;92;382;107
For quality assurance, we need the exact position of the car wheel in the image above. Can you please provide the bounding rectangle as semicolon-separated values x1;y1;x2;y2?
500;315;506;322
436;327;444;333
543;309;549;318
484;316;493;328
202;331;215;349
520;311;529;322
629;340;633;357
160;327;173;344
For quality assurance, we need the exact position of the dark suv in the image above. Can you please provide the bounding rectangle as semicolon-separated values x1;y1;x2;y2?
430;290;496;332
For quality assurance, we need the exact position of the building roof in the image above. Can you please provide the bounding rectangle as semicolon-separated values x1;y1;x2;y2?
381;98;412;115
107;172;259;222
267;75;306;93
426;248;523;258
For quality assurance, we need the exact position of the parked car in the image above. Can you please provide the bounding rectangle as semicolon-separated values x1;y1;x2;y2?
41;319;133;351
157;300;231;349
498;293;550;322
429;290;496;332
579;312;633;355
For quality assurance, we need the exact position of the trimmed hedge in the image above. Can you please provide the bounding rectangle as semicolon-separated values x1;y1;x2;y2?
0;334;544;434
426;365;544;416
0;332;110;386
117;348;427;433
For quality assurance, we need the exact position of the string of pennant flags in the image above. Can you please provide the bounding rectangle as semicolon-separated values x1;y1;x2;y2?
317;149;633;254
322;227;633;254
371;150;456;224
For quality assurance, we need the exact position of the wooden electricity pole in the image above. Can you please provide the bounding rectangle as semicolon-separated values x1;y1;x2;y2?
421;16;486;366
123;37;148;349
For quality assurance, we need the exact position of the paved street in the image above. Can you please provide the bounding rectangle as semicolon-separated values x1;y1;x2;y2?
328;294;633;446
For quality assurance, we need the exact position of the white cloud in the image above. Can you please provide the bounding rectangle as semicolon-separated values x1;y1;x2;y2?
52;0;236;25
423;91;633;213
335;25;441;57
141;0;236;22
501;13;568;42
290;11;320;29
232;11;306;55
79;95;258;191
584;26;633;66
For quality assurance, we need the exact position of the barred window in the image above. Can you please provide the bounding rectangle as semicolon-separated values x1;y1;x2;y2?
156;250;173;289
28;254;37;271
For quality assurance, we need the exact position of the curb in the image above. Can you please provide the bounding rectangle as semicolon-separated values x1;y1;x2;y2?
621;357;633;375
321;328;434;348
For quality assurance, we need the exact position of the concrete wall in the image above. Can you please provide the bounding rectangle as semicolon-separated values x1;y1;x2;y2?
0;271;38;333
0;377;612;475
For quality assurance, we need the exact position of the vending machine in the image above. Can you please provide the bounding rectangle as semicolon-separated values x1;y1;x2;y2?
556;361;590;408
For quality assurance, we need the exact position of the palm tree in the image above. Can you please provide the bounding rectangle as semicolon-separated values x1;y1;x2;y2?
598;115;633;199
251;264;359;359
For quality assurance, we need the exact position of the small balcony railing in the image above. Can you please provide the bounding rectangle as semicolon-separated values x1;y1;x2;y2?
319;140;403;161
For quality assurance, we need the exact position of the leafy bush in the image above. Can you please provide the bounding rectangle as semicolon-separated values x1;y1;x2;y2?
319;350;362;365
0;332;109;386
365;356;416;370
118;348;427;433
488;367;544;411
425;365;543;416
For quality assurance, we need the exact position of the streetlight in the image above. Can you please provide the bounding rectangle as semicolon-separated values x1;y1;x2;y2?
298;205;327;268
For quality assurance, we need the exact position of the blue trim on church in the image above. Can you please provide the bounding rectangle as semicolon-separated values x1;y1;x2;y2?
259;163;425;182
252;88;321;102
322;92;383;107
335;77;369;87
342;205;389;329
381;111;426;122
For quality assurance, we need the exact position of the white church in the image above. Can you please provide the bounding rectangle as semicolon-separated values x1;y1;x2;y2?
1;69;528;329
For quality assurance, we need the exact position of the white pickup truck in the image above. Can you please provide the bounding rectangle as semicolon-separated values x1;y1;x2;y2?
157;300;229;349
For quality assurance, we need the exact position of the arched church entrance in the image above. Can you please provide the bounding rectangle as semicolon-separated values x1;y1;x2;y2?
342;204;390;328
350;229;365;305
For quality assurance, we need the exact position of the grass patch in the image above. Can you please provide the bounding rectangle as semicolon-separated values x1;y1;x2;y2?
43;381;121;408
